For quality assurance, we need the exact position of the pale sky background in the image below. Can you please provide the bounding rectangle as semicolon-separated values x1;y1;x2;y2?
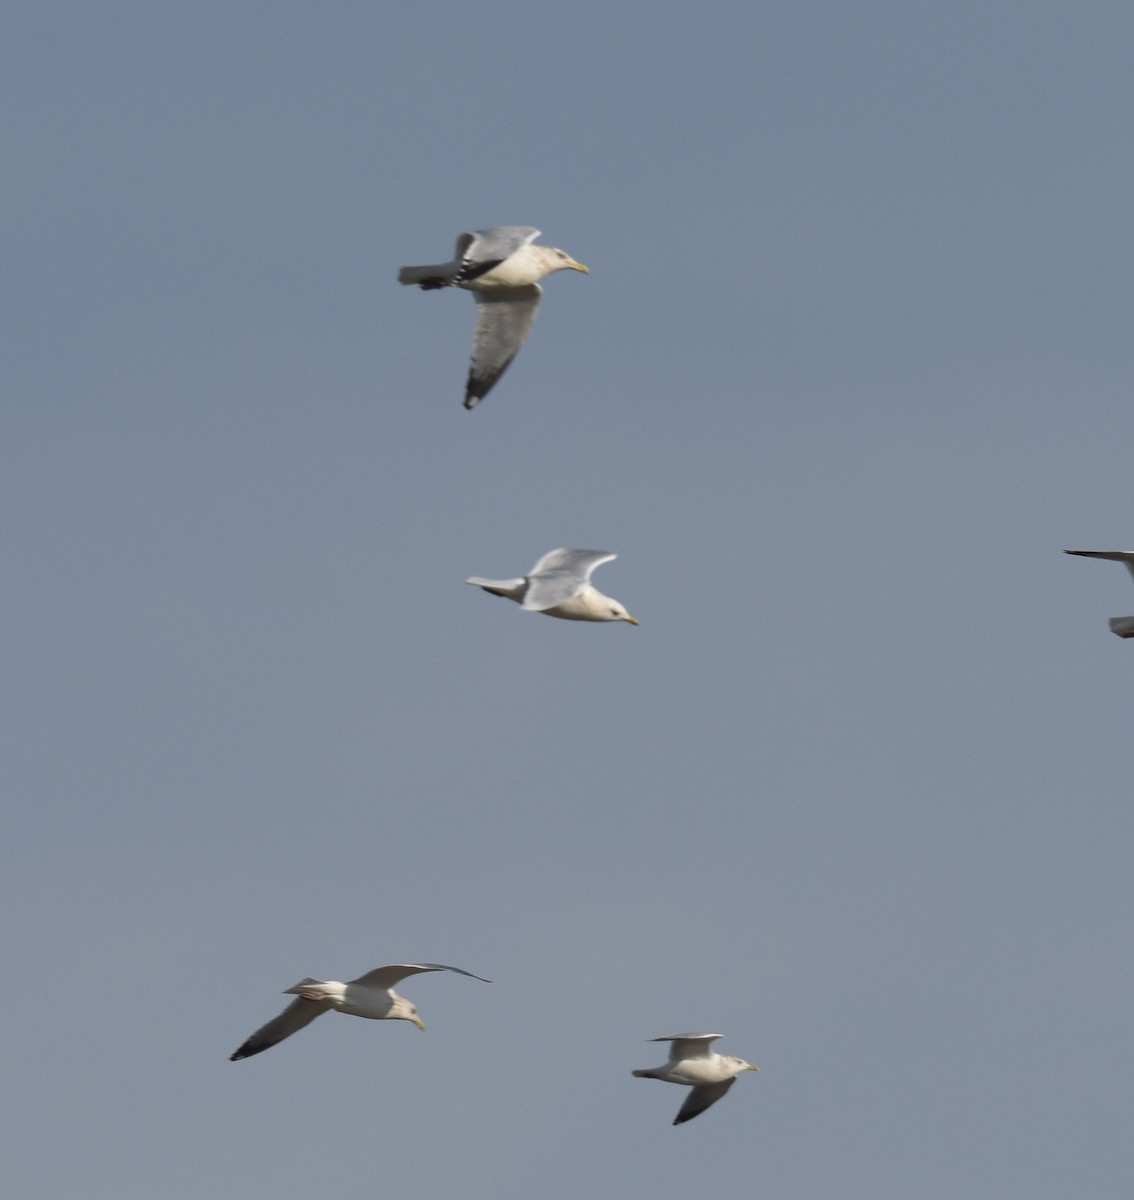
4;2;1134;1196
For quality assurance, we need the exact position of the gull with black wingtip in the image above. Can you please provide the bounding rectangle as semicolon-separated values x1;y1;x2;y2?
633;1034;759;1125
399;226;588;410
229;963;491;1061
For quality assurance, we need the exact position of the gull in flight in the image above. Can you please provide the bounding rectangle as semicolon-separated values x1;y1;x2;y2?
632;1034;759;1125
398;226;588;409
466;548;639;624
1064;550;1134;637
229;963;491;1061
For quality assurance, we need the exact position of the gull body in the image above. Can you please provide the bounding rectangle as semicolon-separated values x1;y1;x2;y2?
398;226;588;409
466;548;638;624
229;962;490;1061
1064;550;1134;637
632;1034;758;1125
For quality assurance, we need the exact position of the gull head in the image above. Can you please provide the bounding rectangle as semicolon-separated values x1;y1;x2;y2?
606;601;639;625
728;1056;759;1073
389;994;426;1030
546;247;589;275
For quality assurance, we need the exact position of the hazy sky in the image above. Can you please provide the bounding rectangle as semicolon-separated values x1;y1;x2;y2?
5;2;1134;1197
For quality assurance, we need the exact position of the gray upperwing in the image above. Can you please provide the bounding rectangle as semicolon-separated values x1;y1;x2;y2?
522;549;617;611
460;226;541;262
349;963;492;988
529;549;616;579
465;285;542;409
1064;550;1134;583
466;576;526;601
673;1078;735;1125
657;1034;721;1061
229;996;332;1061
521;570;587;611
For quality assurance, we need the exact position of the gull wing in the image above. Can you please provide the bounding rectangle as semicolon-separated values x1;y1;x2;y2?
465;285;542;409
348;963;492;989
454;227;542;285
673;1078;736;1125
1064;549;1134;583
458;226;541;262
229;996;332;1061
529;549;617;578
522;549;617;611
650;1033;722;1061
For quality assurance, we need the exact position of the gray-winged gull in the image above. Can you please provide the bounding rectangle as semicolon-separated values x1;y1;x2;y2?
632;1034;759;1125
1064;549;1134;637
229;963;491;1061
466;548;639;624
398;227;588;409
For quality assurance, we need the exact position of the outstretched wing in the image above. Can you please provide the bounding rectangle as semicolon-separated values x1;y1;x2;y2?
1065;549;1134;583
458;226;541;262
522;549;617;611
465;285;542;409
673;1078;735;1125
530;549;616;578
229;996;332;1061
348;963;492;989
650;1033;722;1061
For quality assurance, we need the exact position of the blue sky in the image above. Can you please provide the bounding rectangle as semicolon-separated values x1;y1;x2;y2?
4;2;1134;1196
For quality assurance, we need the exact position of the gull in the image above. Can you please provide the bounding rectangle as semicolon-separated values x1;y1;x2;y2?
229;963;491;1061
466;548;639;624
632;1034;759;1125
1064;550;1134;637
398;226;588;409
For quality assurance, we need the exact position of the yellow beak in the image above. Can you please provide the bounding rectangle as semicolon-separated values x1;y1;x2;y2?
412;1017;425;1031
624;615;640;626
569;260;590;274
746;1065;759;1071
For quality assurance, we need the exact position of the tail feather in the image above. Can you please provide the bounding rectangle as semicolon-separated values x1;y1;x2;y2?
398;262;457;289
466;576;525;599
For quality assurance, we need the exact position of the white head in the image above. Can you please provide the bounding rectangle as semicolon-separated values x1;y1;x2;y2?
727;1055;759;1073
540;246;589;276
387;993;426;1031
602;599;639;625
